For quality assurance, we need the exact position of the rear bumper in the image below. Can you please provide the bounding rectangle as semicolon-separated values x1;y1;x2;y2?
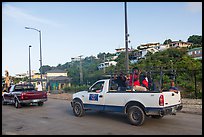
145;104;183;116
19;98;47;104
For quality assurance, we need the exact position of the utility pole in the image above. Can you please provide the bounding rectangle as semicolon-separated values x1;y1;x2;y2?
25;27;43;89
29;45;32;84
124;2;129;73
103;53;106;74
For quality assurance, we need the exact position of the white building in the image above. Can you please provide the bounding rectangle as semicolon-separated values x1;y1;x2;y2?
15;73;27;78
97;61;117;70
187;47;202;60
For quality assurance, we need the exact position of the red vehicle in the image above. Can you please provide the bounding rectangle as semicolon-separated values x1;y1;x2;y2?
2;84;47;108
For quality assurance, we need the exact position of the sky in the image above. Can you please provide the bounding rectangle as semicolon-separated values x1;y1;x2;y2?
2;2;202;76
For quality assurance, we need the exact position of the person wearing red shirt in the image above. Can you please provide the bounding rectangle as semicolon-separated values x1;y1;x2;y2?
129;67;147;91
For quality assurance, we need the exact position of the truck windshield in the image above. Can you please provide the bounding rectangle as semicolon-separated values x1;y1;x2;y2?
15;85;35;92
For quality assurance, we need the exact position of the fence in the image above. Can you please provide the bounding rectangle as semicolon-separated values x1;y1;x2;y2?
106;67;202;99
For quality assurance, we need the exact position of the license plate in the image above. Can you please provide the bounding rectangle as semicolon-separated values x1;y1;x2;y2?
32;100;38;102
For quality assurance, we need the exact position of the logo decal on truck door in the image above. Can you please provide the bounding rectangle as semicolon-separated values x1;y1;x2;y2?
89;94;98;101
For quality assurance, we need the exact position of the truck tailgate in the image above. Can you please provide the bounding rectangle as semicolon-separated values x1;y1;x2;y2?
22;91;47;100
162;91;181;107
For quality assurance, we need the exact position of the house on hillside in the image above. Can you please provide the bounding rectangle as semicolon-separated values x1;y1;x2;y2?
187;47;202;60
169;41;192;48
97;61;117;70
115;47;131;56
45;69;71;91
154;44;170;51
138;42;160;50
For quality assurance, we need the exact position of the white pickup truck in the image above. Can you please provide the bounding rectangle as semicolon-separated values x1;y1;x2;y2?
71;79;183;126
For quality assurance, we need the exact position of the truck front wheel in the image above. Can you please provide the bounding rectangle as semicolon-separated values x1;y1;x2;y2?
73;101;85;117
127;106;145;126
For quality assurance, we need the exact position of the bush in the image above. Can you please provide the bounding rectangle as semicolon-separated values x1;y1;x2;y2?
63;85;89;93
181;91;202;99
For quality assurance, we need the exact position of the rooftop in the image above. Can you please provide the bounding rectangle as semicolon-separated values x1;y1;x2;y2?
45;69;67;73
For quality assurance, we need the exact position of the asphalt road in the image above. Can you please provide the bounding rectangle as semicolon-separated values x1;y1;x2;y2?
2;98;202;135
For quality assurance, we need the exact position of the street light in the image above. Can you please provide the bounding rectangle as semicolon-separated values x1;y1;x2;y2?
29;45;32;84
25;27;43;89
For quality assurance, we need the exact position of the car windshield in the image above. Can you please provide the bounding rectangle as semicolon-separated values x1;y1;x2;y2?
15;85;35;92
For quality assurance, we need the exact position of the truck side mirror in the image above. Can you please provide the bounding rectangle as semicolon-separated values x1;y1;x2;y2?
91;88;97;92
88;87;94;92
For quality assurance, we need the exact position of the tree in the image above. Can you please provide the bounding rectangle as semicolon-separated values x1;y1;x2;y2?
187;35;202;45
115;52;126;71
163;39;172;45
40;65;52;74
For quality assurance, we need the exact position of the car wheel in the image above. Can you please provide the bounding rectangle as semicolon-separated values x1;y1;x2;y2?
73;101;85;117
127;106;145;126
38;102;44;106
15;99;21;108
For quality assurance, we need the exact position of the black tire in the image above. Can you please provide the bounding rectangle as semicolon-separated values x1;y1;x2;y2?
38;102;44;106
73;101;85;117
2;97;7;105
15;99;21;108
151;115;164;119
127;106;145;126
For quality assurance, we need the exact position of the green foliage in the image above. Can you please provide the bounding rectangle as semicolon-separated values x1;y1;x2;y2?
63;85;90;93
187;35;202;45
188;44;202;49
40;35;202;99
115;52;126;71
163;39;172;45
135;47;202;98
40;65;53;74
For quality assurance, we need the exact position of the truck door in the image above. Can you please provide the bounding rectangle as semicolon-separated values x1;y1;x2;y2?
85;81;105;111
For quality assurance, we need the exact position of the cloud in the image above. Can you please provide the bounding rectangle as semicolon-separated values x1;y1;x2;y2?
2;3;61;27
185;2;202;13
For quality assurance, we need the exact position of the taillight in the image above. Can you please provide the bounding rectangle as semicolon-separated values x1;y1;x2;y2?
44;92;47;97
159;95;164;106
21;93;24;100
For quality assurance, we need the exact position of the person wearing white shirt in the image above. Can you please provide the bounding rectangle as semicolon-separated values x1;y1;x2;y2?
36;81;42;91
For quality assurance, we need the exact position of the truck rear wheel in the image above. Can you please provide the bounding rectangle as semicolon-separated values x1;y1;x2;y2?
73;101;85;117
127;106;145;126
15;99;21;108
38;102;44;106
